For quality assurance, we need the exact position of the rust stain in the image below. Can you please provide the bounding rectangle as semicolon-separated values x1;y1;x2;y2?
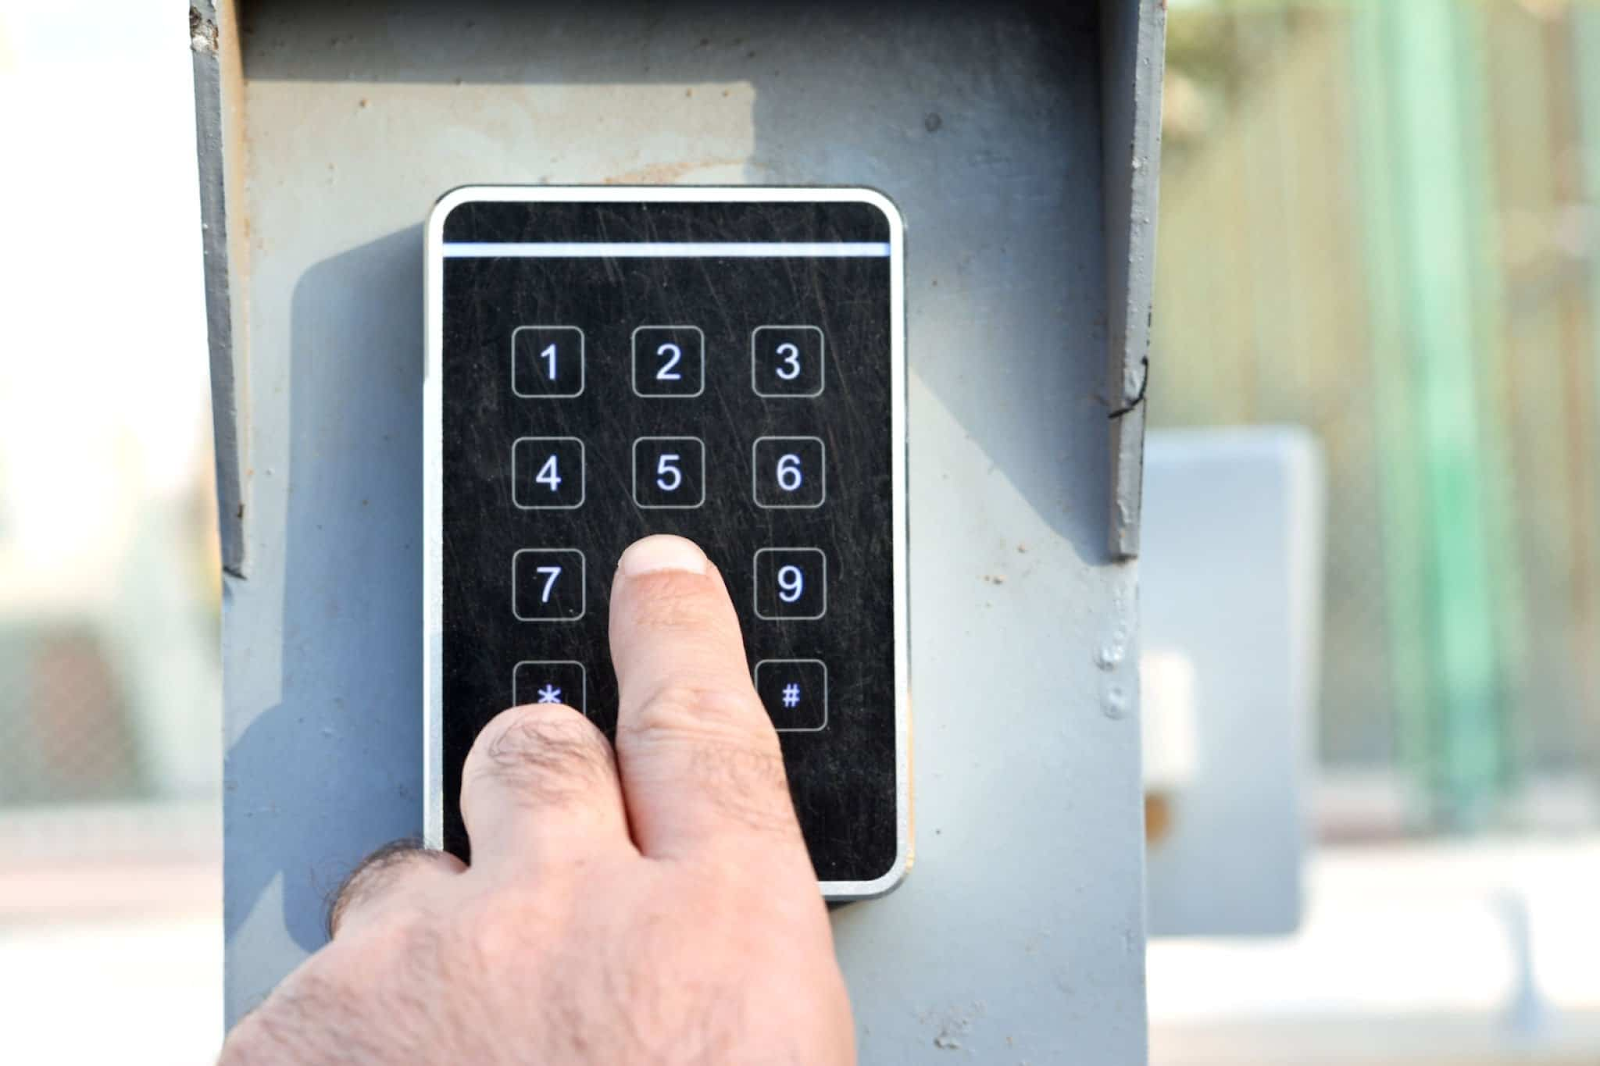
602;159;740;185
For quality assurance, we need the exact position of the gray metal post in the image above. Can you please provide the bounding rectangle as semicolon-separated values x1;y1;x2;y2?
195;3;1164;1060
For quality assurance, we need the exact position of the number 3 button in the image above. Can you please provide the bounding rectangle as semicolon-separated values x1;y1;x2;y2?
633;437;706;509
754;547;826;620
752;325;824;397
752;436;825;509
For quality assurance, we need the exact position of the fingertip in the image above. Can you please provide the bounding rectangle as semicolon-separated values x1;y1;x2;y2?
617;534;709;578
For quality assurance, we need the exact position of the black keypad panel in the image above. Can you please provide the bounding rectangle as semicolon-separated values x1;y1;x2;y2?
438;197;900;888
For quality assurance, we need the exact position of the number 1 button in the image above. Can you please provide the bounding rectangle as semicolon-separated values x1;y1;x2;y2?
512;326;584;398
633;437;706;509
632;326;704;397
752;325;824;397
512;549;586;621
754;547;827;620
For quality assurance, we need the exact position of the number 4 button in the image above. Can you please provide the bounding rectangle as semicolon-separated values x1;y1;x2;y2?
512;437;584;509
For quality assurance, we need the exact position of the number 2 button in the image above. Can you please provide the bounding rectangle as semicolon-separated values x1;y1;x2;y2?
752;325;824;397
513;549;586;621
754;548;826;620
512;437;584;509
633;437;706;509
752;436;825;508
512;326;584;398
632;326;704;398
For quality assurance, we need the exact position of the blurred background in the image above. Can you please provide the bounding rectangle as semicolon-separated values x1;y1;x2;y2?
1;0;1597;1063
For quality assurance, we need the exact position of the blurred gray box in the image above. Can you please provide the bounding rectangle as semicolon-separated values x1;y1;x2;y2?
193;2;1166;1059
1142;428;1324;937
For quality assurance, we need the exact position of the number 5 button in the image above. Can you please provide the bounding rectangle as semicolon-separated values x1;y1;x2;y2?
633;437;706;509
752;325;824;397
752;436;825;509
512;549;586;621
754;547;826;620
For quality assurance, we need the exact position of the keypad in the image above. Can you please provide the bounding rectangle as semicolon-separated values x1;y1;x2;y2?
504;324;835;723
440;195;902;886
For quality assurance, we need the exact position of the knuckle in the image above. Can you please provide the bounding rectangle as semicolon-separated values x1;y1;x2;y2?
327;838;434;939
470;704;616;805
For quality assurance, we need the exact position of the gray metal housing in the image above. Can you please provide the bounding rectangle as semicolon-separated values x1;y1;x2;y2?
193;2;1165;1060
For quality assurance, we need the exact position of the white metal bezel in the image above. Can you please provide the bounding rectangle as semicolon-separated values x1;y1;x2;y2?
425;185;909;901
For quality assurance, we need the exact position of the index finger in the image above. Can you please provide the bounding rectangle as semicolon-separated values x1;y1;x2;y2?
608;535;808;864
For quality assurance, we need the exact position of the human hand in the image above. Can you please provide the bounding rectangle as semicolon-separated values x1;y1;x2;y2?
219;534;854;1065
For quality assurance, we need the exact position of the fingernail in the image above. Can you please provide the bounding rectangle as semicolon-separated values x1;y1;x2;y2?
618;534;708;577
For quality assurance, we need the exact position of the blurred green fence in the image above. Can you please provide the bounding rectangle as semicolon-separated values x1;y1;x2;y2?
1156;0;1600;830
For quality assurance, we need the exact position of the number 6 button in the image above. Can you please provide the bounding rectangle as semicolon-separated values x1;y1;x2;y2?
754;547;826;620
752;325;824;397
632;325;704;397
752;436;825;509
512;549;586;621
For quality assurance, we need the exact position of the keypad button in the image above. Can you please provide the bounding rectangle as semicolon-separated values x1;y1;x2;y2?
511;437;585;509
512;549;586;621
512;326;584;398
513;661;587;714
752;325;825;397
633;437;707;509
632;325;705;397
755;659;829;731
754;547;827;620
752;436;826;509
